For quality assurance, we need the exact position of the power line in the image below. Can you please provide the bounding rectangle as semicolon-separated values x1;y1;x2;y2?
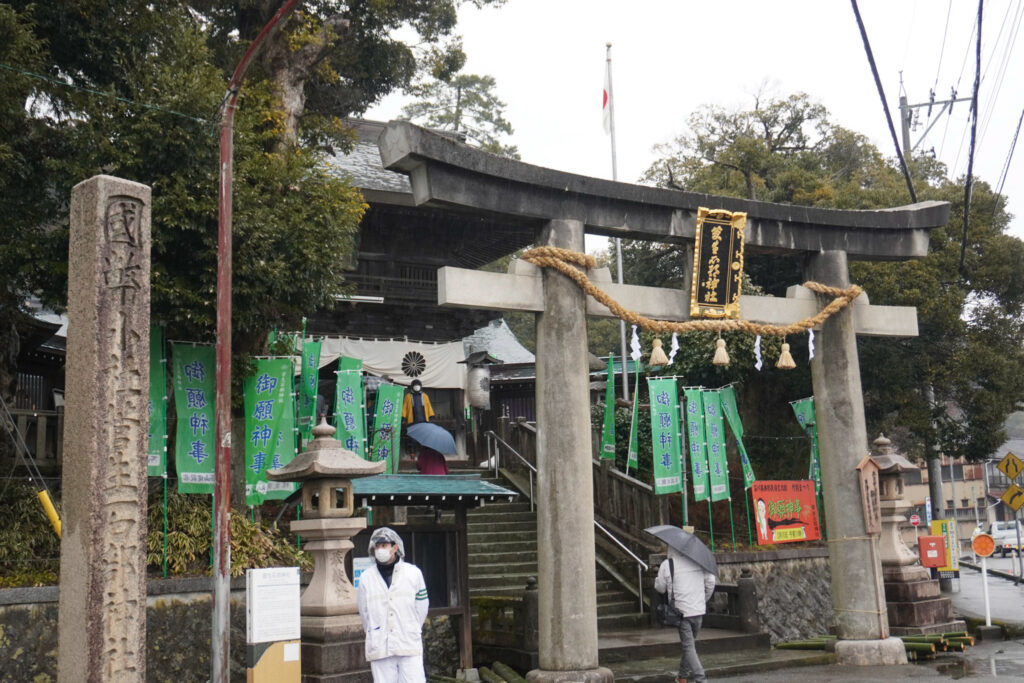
0;62;214;126
958;0;984;280
850;0;917;203
991;108;1024;225
933;0;955;92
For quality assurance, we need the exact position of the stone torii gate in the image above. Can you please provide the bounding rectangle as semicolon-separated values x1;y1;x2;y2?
379;121;950;676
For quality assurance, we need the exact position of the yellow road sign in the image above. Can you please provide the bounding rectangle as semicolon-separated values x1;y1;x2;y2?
998;451;1024;480
1001;483;1024;512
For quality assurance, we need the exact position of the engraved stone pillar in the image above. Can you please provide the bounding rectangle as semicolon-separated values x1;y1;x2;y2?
58;175;151;682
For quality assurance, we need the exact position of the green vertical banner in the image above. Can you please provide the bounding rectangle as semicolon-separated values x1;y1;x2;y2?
791;397;821;494
371;384;405;473
244;358;296;505
298;340;321;441
626;369;640;473
703;390;731;502
334;369;367;458
148;326;168;477
683;388;709;502
648;378;682;494
264;371;298;502
600;353;616;459
172;344;216;494
720;385;756;489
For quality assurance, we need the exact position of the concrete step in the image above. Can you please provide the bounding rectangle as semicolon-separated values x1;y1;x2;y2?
464;520;537;533
598;626;771;661
463;511;537;524
597;600;642;617
468;550;538;565
467;540;538;555
469;572;537;589
469;585;533;597
468;560;538;575
597;612;651;632
607;645;827;682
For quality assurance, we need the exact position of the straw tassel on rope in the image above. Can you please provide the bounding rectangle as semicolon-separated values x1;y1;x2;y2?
649;338;670;366
712;336;730;366
776;340;796;370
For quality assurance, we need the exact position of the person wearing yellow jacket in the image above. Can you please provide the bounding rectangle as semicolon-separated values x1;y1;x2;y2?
357;527;430;682
401;379;434;425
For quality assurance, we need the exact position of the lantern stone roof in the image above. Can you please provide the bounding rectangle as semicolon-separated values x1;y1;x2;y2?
352;474;517;508
267;420;386;481
870;434;916;473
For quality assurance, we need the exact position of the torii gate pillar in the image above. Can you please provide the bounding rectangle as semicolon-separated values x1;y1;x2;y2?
531;219;613;682
806;251;906;664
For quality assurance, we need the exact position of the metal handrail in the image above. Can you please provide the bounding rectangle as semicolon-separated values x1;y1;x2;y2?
484;431;536;511
594;519;649;614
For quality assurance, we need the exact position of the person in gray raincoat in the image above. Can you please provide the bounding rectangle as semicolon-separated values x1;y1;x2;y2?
356;527;430;682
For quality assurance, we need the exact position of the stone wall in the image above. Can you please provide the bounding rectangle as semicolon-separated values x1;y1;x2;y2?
0;578;461;680
715;547;833;644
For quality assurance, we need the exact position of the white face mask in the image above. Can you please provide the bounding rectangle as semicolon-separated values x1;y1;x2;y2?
374;546;394;563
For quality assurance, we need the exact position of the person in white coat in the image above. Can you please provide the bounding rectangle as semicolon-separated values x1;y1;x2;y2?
357;527;430;683
654;546;716;683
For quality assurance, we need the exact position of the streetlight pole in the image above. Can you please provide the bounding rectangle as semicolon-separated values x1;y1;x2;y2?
214;2;301;680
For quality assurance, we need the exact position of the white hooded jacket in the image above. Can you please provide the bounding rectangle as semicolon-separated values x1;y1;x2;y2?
654;548;716;617
356;559;430;661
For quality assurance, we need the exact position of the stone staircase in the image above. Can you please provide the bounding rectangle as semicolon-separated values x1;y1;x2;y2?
411;472;647;630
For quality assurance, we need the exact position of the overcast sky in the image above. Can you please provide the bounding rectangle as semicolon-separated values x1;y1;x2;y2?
366;0;1024;249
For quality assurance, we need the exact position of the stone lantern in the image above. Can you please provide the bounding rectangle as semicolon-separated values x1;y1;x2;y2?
870;434;919;569
870;434;965;635
266;417;385;629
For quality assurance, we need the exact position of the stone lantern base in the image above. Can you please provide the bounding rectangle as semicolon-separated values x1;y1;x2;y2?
883;564;965;636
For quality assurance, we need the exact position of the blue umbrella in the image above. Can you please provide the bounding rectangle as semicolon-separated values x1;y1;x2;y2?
406;422;457;455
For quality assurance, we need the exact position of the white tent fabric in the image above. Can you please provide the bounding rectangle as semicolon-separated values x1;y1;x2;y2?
317;337;467;389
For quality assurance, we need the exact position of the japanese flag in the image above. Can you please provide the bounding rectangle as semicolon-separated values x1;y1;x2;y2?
602;62;612;134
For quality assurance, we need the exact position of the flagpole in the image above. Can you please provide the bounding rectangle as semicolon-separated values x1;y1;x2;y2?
605;42;630;401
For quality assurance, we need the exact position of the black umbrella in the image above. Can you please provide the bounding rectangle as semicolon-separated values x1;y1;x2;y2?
644;524;718;575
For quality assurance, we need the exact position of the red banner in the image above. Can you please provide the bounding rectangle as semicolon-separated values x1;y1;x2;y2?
751;481;820;545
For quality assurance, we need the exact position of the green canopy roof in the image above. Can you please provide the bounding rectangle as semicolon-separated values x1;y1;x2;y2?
352;474;517;508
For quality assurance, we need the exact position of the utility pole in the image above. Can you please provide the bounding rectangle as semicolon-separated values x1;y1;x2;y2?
898;89;973;155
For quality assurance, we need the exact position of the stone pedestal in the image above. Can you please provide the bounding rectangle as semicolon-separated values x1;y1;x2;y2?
834;637;908;666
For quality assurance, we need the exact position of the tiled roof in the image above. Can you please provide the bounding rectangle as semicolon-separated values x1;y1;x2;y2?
462;319;535;364
324;120;411;194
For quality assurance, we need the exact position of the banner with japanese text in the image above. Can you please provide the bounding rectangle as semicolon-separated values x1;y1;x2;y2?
172;344;216;493
683;388;709;502
791;397;821;495
244;358;297;506
703;390;730;502
147;326;167;476
751;480;820;544
648;378;682;494
600;353;616;459
626;369;640;473
334;369;367;457
720;385;756;489
298;340;321;441
370;384;405;473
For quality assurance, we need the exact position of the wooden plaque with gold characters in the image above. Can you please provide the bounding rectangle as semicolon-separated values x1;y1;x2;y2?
690;207;747;319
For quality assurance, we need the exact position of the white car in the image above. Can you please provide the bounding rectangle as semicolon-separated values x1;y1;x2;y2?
988;520;1024;556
